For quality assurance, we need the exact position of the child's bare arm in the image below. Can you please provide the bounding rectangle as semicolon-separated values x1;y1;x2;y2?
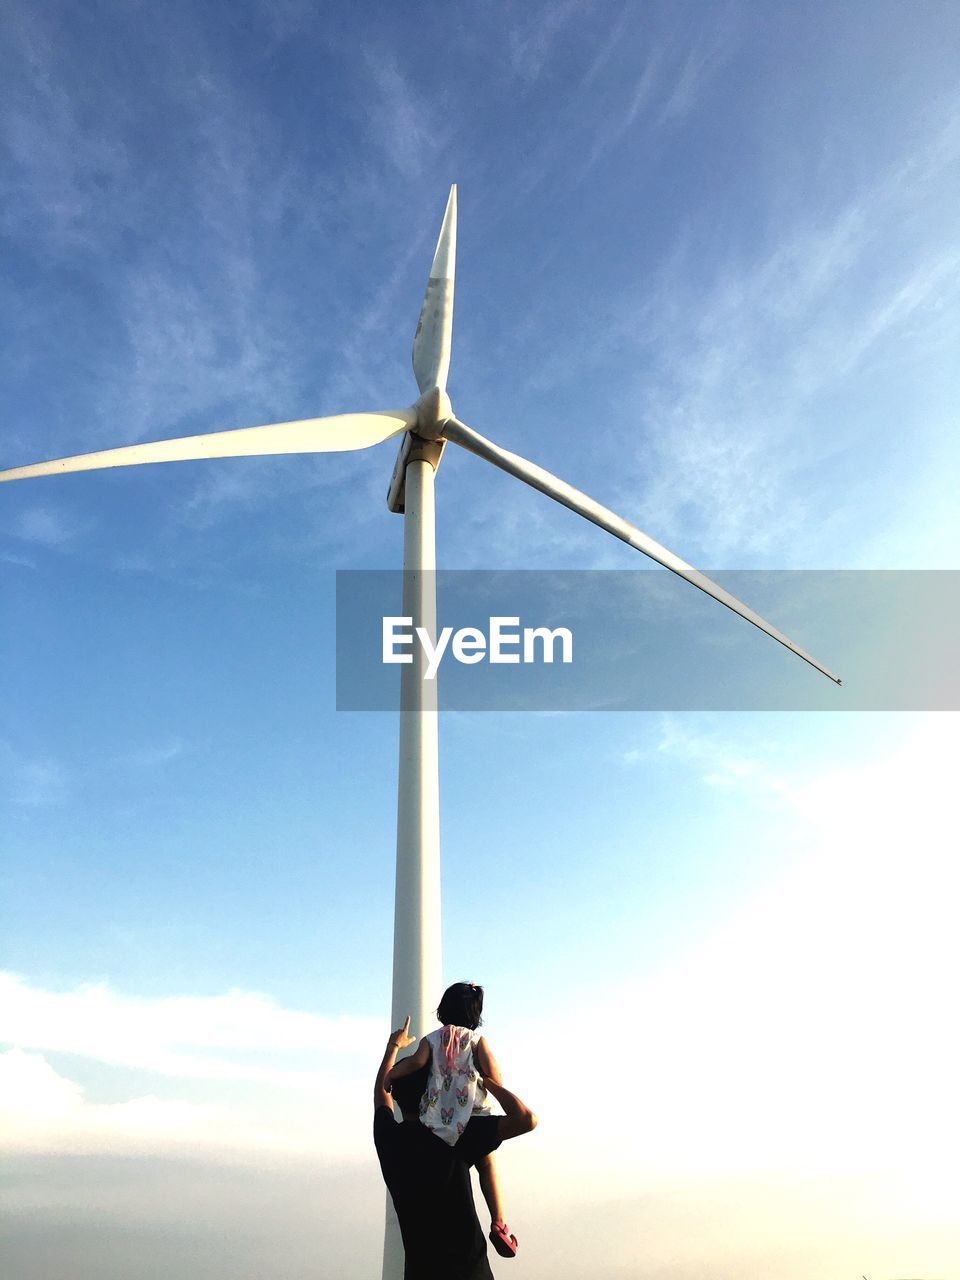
474;1036;502;1085
386;1037;430;1082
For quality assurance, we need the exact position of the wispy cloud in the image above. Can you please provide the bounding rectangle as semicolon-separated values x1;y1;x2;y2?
502;11;735;206
360;54;452;179
0;741;68;807
506;0;583;83
0;21;456;550
602;108;960;566
646;714;791;793
0;7;133;255
2;10;335;516
322;231;426;412
12;502;83;548
654;29;729;127
112;738;187;770
0;550;37;568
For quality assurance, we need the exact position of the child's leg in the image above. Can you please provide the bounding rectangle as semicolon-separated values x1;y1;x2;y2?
479;1153;518;1257
476;1151;505;1226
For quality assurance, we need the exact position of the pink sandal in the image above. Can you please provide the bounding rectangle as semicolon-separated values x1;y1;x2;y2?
489;1221;518;1258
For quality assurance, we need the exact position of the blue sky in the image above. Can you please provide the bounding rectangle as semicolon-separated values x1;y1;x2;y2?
2;3;959;1277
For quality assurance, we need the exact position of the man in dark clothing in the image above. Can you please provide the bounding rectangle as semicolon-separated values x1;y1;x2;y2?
373;1017;537;1280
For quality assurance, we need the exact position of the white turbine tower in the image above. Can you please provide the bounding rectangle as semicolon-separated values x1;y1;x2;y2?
1;185;840;1279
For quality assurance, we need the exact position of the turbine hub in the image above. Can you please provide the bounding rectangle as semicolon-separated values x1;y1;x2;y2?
413;386;454;440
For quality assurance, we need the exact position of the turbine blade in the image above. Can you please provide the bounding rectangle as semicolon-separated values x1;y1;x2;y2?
412;184;457;395
0;409;418;483
444;418;842;686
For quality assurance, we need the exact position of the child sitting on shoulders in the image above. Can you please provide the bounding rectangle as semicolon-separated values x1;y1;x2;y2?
388;981;519;1259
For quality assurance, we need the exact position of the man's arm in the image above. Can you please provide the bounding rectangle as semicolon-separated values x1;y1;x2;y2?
482;1075;538;1141
374;1017;415;1111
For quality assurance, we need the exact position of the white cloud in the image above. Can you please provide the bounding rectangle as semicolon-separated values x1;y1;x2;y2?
1;1048;83;1117
0;1049;218;1153
0;974;381;1084
0;978;391;1160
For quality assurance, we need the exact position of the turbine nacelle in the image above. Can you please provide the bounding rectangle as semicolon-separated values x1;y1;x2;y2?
385;387;452;515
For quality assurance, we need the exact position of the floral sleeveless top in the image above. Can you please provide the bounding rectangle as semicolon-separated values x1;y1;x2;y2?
419;1025;492;1146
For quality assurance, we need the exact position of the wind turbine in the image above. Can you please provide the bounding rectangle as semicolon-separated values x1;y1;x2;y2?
1;184;839;1279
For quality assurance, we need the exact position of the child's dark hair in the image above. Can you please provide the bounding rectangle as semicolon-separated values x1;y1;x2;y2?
437;981;484;1030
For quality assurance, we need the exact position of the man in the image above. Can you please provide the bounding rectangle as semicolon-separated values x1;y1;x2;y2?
373;1016;537;1280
